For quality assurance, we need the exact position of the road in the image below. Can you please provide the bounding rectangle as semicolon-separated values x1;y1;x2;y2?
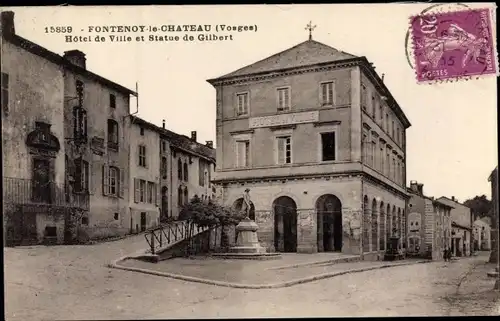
4;236;499;319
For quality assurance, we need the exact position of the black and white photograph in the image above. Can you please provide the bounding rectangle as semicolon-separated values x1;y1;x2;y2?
1;3;499;319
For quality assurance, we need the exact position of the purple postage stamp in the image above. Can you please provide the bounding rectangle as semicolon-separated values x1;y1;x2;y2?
410;8;498;83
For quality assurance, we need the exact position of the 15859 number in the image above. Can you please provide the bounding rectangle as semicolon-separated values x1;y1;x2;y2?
45;26;73;33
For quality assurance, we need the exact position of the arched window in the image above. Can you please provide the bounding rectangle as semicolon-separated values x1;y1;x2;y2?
107;119;119;150
183;162;188;181
161;157;168;179
177;158;182;180
178;186;183;207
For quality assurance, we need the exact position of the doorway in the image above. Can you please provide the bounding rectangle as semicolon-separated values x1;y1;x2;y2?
141;212;147;232
273;196;297;252
32;159;51;203
316;194;342;252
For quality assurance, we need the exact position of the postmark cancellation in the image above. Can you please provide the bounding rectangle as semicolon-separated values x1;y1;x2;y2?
410;7;498;84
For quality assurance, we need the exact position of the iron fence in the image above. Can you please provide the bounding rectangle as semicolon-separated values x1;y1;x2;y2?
3;177;89;210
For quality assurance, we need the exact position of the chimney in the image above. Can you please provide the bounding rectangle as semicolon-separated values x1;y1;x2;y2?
410;180;419;193
206;140;213;148
63;50;86;69
1;11;15;37
191;131;197;142
451;196;456;201
381;73;385;82
417;183;424;195
162;119;165;129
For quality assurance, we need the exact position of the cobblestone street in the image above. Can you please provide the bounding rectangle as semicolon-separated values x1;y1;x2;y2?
4;235;499;320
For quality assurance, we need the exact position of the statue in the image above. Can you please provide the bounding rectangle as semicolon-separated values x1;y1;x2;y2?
241;188;252;220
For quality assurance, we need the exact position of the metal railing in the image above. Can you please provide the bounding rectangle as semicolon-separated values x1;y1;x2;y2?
3;177;89;210
144;220;211;255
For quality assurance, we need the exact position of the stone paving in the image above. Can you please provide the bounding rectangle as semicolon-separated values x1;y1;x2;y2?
118;255;427;286
4;236;499;320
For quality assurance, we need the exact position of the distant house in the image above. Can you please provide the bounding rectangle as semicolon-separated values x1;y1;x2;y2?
473;216;491;251
406;181;453;260
437;196;473;257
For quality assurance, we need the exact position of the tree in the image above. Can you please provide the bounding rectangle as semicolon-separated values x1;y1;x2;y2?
463;195;492;219
179;195;244;254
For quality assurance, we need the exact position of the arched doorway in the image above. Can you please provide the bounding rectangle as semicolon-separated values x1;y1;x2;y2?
273;196;297;252
316;194;342;252
232;198;255;221
363;196;370;253
371;198;378;252
379;202;386;251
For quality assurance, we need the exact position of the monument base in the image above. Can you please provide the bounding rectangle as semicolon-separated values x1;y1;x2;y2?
214;217;282;260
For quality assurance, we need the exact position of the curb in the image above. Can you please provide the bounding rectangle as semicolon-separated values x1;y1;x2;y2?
109;258;432;289
267;255;360;271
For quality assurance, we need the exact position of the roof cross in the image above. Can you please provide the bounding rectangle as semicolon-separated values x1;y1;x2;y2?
305;21;316;40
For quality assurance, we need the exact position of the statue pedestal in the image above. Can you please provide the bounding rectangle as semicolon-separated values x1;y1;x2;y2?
229;218;267;254
212;218;281;260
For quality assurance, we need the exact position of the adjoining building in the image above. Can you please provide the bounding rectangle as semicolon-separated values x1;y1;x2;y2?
129;117;216;226
207;35;411;257
406;181;453;260
473;216;492;251
437;196;473;257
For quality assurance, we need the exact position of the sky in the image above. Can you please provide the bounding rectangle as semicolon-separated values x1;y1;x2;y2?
5;3;498;202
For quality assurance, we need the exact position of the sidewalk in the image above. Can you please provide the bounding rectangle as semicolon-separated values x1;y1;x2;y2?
116;255;431;288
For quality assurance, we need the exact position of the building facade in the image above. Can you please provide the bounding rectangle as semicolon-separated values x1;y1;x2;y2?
130;118;216;223
437;196;473;257
473;216;491;251
208;38;411;256
488;166;498;263
62;50;136;241
127;117;161;233
406;181;452;259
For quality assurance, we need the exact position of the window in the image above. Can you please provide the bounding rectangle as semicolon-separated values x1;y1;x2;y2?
386;150;390;176
371;94;376;118
184;188;188;205
2;72;9;113
361;84;367;110
183;162;188;181
277;87;290;111
277;136;292;164
81;217;89;225
162;157;168;179
236;92;249;116
140;127;144;136
138;145;147;167
73;106;88;142
320;82;335;106
107;119;119;150
392;121;395;138
321;132;336;161
380;144;385;173
362;132;368;164
385;114;389;132
236;140;250;168
379;105;384;126
371;141;377;168
147;181;155;204
74;159;89;192
162;141;166;152
108;167;119;196
110;94;116;109
177;158;182;180
178;186;183;207
114;213;119;220
139;179;146;202
392;158;396;181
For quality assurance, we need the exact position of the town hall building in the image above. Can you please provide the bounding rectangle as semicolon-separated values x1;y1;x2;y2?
207;29;411;257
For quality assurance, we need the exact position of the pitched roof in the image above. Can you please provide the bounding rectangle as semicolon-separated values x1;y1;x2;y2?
131;116;215;161
1;12;136;96
211;39;358;80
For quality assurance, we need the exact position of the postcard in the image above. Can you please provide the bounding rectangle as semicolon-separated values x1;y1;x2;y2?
2;3;499;319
